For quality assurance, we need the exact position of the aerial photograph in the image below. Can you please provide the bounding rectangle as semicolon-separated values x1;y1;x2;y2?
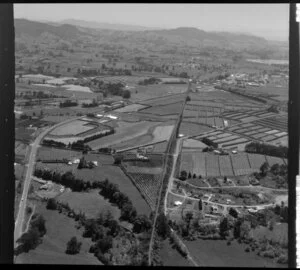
13;3;289;267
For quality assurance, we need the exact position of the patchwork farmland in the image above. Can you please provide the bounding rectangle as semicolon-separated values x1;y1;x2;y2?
178;151;287;178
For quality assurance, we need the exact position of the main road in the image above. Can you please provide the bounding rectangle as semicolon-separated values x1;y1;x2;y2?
14;116;83;247
147;81;195;265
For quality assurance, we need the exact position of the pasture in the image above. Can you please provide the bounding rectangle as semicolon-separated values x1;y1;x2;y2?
49;120;96;136
35;153;151;215
179;122;213;137
15;201;100;265
184;239;282;267
56;189;120;219
86;121;159;150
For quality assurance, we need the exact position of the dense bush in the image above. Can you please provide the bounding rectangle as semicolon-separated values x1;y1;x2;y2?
245;142;287;158
65;236;82;255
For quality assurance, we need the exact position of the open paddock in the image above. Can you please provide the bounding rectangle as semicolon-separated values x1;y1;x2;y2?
49;120;96;136
114;103;148;113
57;189;120;219
247;154;267;169
35;156;150;215
86;121;160;150
206;154;220;177
179;122;213;137
139;102;184;116
219;155;234;176
132;85;186;103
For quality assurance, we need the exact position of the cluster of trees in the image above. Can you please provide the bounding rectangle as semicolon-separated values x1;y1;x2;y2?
16;91;62;100
202;137;218;148
245;142;288;158
138;77;161;85
15;214;46;254
59;100;78;108
77;157;96;169
179;170;203;181
66;237;82;255
98;179;137;223
42;139;66;148
34;169;91;192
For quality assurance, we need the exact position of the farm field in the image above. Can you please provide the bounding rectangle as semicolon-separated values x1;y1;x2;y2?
219;155;234;176
159;239;192;267
127;173;161;210
49;120;96;136
130;84;187;102
114;103;148;113
187;177;209;187
179;122;213;137
206;154;220;177
182;138;208;149
56;189;120;219
86;121;161;150
139;102;184;116
230;153;252;176
138;92;186;106
110;123;174;151
15;201;100;265
184;239;282;267
35;154;151;215
179;151;282;178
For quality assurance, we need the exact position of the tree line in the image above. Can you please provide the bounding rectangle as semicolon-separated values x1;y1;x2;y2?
245;142;288;158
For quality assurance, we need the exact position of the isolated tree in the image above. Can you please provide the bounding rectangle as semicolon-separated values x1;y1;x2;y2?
260;162;270;177
77;157;87;169
186;96;191;102
133;214;152;233
224;176;227;183
46;198;57;210
229;208;238;218
156;213;170;239
122;90;131;99
180;170;187;180
193;173;196;179
65;236;82;255
219;217;229;239
198;199;203;211
188;172;192;179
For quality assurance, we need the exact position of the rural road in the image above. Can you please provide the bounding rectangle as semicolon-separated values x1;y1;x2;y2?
148;82;191;265
14;116;83;247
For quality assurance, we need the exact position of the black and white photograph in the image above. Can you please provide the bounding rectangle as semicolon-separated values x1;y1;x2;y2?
0;3;294;267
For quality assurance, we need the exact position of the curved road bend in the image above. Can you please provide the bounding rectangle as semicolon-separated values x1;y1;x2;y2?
14;116;83;248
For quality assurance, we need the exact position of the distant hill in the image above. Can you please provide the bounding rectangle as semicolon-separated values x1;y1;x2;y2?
60;19;162;31
14;18;84;39
14;18;286;58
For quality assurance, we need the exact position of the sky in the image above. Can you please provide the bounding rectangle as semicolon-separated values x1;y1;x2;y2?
14;4;289;41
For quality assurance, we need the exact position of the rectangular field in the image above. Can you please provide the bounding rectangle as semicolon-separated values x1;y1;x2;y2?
192;152;206;177
219;155;234;176
206;154;220;177
247;154;267;169
230;153;251;176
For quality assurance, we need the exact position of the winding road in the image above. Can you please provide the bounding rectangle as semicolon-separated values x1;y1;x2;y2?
14;116;82;247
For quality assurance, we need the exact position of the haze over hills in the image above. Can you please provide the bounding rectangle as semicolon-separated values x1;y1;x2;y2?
60;19;162;31
14;18;288;59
